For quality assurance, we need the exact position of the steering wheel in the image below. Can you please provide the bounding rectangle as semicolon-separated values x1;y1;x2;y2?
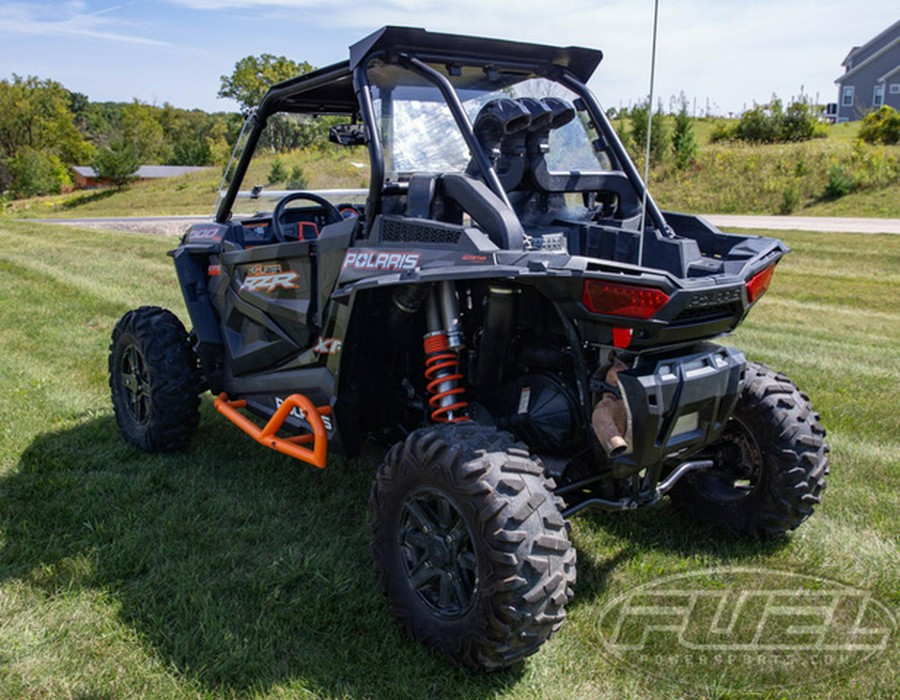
271;192;342;242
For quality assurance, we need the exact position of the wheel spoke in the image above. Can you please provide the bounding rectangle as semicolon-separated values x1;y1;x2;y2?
452;574;471;610
687;415;766;503
409;561;440;590
120;369;138;393
120;344;153;424
457;550;477;577
404;500;438;533
399;527;429;552
438;572;453;609
405;550;427;577
435;497;453;530
447;517;469;546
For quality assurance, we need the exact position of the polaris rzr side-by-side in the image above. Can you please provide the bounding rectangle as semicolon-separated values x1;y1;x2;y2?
109;27;829;671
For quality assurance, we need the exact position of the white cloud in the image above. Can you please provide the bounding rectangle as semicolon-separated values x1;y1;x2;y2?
0;2;170;47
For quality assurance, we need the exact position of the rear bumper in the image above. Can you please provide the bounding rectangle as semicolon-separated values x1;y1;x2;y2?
613;344;744;474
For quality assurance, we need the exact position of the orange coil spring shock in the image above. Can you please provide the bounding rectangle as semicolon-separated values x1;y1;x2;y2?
423;332;469;423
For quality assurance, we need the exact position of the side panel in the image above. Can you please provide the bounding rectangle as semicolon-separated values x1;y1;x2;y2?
218;241;317;376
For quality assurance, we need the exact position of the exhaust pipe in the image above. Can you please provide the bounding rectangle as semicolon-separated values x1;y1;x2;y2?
591;359;630;457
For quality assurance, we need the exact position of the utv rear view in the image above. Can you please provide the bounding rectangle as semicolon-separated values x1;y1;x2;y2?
109;27;828;671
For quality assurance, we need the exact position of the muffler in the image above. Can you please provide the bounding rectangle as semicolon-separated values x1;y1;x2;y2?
591;358;630;457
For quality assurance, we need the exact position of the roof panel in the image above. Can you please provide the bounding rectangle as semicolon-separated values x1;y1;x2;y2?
350;26;602;83
260;26;604;116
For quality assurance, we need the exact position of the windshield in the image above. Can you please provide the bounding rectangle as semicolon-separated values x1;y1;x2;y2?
213;112;254;218
217;110;369;220
366;62;610;180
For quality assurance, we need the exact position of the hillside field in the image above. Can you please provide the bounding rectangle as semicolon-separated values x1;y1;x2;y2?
3;121;899;221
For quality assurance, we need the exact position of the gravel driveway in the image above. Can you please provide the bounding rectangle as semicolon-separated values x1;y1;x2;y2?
30;216;210;237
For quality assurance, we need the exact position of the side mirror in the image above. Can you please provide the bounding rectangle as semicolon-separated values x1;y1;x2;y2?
329;124;367;146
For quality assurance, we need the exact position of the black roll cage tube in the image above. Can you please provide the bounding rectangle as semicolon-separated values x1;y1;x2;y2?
352;63;383;228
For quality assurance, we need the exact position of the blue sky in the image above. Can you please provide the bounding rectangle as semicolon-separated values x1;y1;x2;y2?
1;1;896;115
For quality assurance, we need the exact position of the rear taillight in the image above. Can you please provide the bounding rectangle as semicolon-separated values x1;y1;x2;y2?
746;264;776;303
582;279;670;319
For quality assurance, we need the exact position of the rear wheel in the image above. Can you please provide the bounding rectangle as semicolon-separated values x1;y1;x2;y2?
109;306;201;452
370;423;575;670
669;362;829;538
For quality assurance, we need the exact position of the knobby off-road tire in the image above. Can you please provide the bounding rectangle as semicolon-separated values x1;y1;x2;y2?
670;362;829;538
109;306;201;452
370;423;576;671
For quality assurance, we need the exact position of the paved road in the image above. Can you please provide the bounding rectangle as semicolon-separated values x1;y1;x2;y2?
702;214;900;234
27;214;900;236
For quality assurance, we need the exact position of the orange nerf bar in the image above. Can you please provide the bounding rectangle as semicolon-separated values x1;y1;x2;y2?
214;392;331;468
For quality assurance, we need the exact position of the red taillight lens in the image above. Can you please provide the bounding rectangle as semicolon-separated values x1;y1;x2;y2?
582;280;670;319
746;264;776;303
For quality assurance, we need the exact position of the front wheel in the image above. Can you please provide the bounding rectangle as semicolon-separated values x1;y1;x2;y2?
109;306;202;452
370;424;576;671
669;362;829;538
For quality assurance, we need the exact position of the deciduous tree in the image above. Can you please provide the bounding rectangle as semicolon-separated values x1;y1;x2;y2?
0;75;92;163
218;54;313;112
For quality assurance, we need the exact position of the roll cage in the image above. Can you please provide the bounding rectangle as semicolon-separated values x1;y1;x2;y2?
214;25;671;239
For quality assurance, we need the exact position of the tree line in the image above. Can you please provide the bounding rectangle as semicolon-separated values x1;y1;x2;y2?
4;54;897;202
0;75;243;197
0;54;321;199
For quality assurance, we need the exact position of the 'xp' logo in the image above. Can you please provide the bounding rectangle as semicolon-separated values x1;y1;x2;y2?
313;337;342;355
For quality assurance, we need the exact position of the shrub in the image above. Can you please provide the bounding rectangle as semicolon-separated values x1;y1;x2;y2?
782;101;828;142
824;164;854;199
169;137;213;166
614;112;634;153
859;106;900;145
286;164;308;190
847;140;900;188
778;181;801;214
268;158;288;184
629;101;669;164
735;104;779;143
672;98;698;170
7;147;72;197
709;120;735;143
0;159;11;192
712;97;826;144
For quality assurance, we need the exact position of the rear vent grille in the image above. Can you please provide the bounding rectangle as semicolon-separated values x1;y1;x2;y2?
382;217;463;245
525;232;567;252
674;302;741;323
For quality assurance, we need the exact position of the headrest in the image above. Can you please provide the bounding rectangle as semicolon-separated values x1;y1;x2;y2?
540;97;576;129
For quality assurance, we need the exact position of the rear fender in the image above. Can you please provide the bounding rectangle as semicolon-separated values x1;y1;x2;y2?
171;245;223;347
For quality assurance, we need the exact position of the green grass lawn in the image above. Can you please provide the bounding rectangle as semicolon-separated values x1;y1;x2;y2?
0;223;897;699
